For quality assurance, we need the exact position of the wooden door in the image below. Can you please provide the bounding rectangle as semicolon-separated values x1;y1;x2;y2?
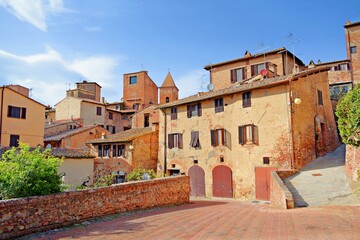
212;165;232;198
188;165;205;197
255;167;277;200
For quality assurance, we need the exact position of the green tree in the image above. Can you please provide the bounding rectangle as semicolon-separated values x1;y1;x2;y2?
336;84;360;146
0;143;64;199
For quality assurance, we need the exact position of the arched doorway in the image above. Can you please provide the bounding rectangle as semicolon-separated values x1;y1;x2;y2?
188;165;205;197
212;165;233;198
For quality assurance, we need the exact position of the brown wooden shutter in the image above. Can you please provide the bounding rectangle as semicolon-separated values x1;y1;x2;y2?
253;125;259;145
225;129;231;150
168;134;174;149
190;131;195;147
178;133;183;149
98;145;103;157
112;145;117;157
251;65;256;76
195;131;200;147
231;69;236;83
21;108;26;119
238;126;244;145
248;92;252;107
197;103;202;116
211;130;216;146
187;105;191;118
242;67;246;80
265;62;269;70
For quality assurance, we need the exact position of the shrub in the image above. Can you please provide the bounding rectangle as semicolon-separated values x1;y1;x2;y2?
0;143;64;199
126;169;156;182
93;174;115;188
336;84;360;146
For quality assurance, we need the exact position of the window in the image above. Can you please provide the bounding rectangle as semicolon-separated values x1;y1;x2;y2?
129;76;137;84
168;133;183;149
144;114;150;127
214;98;224;113
133;103;140;110
238;124;259;145
166;97;170;103
8;106;26;119
332;63;349;71
318;90;323;105
112;127;116;134
187;103;202;118
242;92;251;108
171;107;177;120
96;107;102;116
251;62;267;76
350;46;357;54
103;145;110;157
10;135;19;147
210;129;231;148
117;144;125;157
98;145;102;157
231;67;246;83
109;112;113;119
190;131;200;148
112;145;117;157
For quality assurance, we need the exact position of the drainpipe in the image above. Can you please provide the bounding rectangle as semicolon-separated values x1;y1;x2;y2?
0;86;4;146
288;78;295;169
160;108;167;177
346;28;355;87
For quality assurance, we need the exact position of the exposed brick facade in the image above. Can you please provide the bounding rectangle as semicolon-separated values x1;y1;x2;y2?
0;176;190;240
345;22;360;84
270;170;296;209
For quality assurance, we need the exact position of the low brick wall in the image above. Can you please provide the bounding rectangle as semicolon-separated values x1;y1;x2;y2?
270;171;295;209
345;145;360;182
0;176;190;240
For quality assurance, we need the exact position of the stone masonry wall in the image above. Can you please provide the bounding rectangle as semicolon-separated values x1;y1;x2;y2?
345;145;360;181
270;171;295;209
0;176;190;240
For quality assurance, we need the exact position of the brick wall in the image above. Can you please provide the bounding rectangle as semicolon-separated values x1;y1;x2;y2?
0;176;190;240
345;145;360;181
270;171;295;209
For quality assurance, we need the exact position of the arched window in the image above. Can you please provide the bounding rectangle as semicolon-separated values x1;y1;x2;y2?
166;97;170;103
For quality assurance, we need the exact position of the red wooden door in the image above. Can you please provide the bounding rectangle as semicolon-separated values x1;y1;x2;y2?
189;166;205;197
255;167;277;200
212;165;232;198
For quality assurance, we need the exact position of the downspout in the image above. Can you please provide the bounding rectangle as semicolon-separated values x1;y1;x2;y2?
160;108;167;177
0;86;4;146
288;78;295;169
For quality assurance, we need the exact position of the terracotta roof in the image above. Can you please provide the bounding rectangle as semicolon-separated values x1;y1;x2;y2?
76;81;102;88
344;21;360;28
308;59;349;67
44;125;100;142
160;72;178;90
157;66;331;109
1;86;47;108
204;47;305;70
90;127;154;144
81;98;105;105
0;147;94;158
45;119;82;129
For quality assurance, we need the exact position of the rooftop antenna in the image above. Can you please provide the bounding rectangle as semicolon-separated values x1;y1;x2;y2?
29;88;33;97
141;63;144;70
256;42;270;64
287;33;301;72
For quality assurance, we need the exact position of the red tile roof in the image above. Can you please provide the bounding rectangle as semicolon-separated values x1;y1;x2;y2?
44;125;100;142
90;127;155;144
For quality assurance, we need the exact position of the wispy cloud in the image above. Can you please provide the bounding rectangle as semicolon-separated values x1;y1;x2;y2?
176;69;209;98
0;0;70;31
84;26;102;32
0;46;125;106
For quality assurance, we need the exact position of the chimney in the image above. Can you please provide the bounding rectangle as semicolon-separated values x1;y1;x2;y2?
102;97;105;103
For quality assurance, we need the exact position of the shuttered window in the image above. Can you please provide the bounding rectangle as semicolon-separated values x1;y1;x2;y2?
168;133;183;149
187;103;202;118
117;144;125;156
251;62;268;76
8;106;26;119
214;98;224;113
230;67;246;83
98;145;103;157
238;124;259;145
190;131;200;148
210;129;231;149
171;107;177;120
242;92;251;108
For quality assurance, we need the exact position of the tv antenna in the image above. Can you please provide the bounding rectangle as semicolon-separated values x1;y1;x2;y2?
287;32;301;65
256;42;270;63
29;88;33;97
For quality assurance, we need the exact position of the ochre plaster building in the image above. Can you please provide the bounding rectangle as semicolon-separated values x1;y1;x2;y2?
0;85;45;147
157;64;340;201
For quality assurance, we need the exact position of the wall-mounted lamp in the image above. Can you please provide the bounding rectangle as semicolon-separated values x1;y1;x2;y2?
293;97;301;105
129;145;134;150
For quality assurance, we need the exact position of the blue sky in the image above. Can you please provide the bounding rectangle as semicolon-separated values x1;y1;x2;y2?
0;0;359;106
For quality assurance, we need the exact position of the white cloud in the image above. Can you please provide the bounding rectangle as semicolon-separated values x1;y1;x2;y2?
0;46;124;106
0;0;70;31
176;69;209;99
84;26;102;32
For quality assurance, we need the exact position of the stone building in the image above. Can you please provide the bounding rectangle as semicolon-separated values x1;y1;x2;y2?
157;65;339;200
89;125;159;179
0;85;46;147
